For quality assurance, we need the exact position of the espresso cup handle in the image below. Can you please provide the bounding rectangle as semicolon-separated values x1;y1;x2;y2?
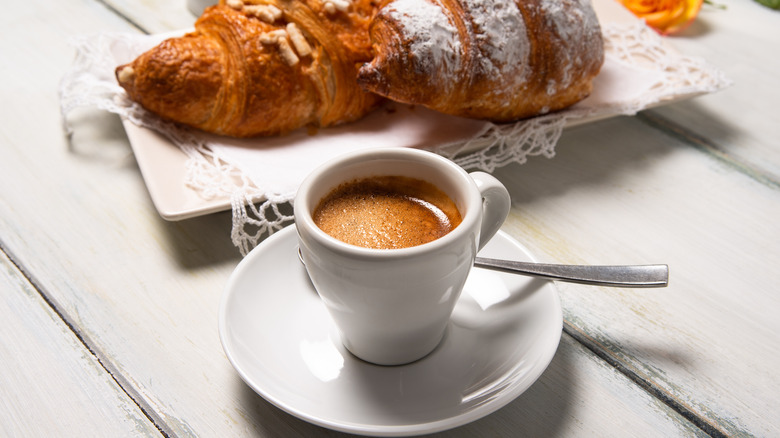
469;172;511;251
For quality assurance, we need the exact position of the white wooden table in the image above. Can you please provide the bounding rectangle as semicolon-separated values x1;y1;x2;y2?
2;0;778;436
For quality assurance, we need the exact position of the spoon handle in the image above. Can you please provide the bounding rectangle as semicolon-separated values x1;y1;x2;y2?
474;257;669;288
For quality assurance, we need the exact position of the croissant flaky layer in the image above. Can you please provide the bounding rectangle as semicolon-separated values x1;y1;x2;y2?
115;0;382;137
357;0;605;122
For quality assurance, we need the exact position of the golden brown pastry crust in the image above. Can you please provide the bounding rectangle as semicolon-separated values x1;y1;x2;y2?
357;0;605;122
116;0;382;137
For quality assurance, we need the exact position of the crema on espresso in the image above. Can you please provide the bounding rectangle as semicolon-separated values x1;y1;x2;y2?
313;176;462;249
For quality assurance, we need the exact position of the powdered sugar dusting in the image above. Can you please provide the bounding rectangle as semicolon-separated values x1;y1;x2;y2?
386;0;530;89
387;0;462;82
365;0;603;117
539;0;602;94
461;0;529;82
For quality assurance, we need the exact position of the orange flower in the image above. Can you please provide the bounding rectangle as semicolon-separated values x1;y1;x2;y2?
619;0;704;35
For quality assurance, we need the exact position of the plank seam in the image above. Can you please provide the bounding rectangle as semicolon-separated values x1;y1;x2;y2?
637;110;779;191
563;321;730;438
95;0;150;34
0;241;174;438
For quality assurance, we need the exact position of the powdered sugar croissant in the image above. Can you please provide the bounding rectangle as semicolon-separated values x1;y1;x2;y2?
115;0;381;137
357;0;605;122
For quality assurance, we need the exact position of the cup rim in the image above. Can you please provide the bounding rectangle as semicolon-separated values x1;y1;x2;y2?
294;148;482;260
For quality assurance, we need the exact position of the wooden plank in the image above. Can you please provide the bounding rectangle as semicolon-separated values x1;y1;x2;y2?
101;0;198;34
0;250;161;437
494;114;780;436
641;0;780;182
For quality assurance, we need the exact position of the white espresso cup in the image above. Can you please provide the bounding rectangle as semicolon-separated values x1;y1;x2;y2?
294;148;511;365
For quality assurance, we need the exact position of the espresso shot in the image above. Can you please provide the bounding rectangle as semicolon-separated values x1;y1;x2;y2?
313;176;462;249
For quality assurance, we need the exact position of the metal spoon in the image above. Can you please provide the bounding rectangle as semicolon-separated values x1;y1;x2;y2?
297;247;668;288
474;257;668;288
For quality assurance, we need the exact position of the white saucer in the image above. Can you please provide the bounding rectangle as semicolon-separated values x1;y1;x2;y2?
219;226;562;436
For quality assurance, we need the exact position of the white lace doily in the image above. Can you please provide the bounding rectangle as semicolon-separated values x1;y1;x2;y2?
59;22;730;255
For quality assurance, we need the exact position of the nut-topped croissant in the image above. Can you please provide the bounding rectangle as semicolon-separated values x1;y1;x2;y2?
356;0;605;122
115;0;382;137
